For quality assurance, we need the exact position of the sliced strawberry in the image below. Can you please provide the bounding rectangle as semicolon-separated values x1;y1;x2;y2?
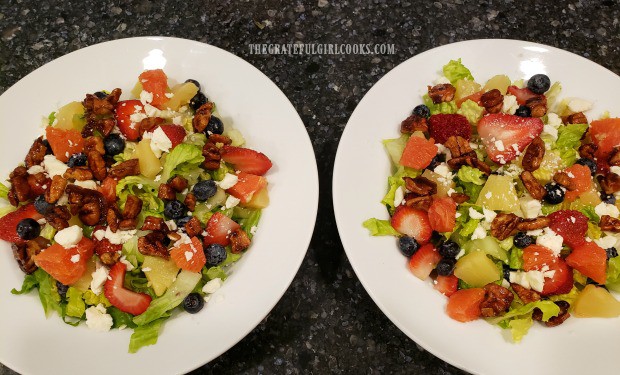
548;210;588;249
523;245;573;296
446;288;485;322
104;262;152;315
391;206;432;244
99;177;118;204
203;212;241;246
428;197;456;233
507;85;543;105
34;237;95;285
45;127;85;162
94;238;122;256
399;135;438;170
428;114;471;144
590;118;620;165
114;100;144;141
566;242;607;284
139;69;169;109
477;113;543;164
456;90;483;108
226;172;267;204
220;146;272;175
0;203;42;244
157;124;186;149
169;237;206;272
434;274;459;296
407;243;441;280
563;164;592;203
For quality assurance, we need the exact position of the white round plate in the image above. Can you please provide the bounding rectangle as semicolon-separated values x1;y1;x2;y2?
333;39;620;375
0;37;318;374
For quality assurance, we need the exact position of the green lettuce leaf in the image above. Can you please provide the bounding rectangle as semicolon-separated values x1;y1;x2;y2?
116;176;165;224
383;134;409;166
40;224;57;241
457;166;486;186
129;318;167;353
554;123;588;166
31;269;62;318
0;182;9;199
11;273;39;295
443;58;474;84
113;142;137;163
83;290;112;307
160;143;205;182
363;218;399;237
240;209;261;239
508;317;533;343
460;218;480;238
508;247;524;270
423;94;457;115
456;99;484;125
204;266;228;281
48;111;56;125
108;307;138;329
381;166;420;213
487;300;560;342
65;287;86;318
548;286;580;306
121;237;144;269
586;222;602;239
0;205;16;218
606;257;620;285
579;205;600;223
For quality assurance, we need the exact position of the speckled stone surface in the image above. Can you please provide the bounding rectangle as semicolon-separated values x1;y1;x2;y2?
1;1;619;374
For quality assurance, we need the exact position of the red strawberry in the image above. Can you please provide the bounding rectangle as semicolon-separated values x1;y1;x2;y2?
104;262;152;315
428;114;471;144
203;212;240;246
220;146;272;175
114;100;144;141
434;274;458;296
507;85;543;105
477;113;543;164
523;245;573;296
390;206;432;244
566;242;607;284
407;243;441;280
399;135;438;170
0;203;42;244
169;237;206;272
548;210;588;249
427;197;457;233
157;124;186;149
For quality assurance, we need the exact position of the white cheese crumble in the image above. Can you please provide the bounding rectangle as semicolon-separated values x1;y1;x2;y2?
502;94;519;114
433;163;452;179
547;113;563;127
139;90;154;105
224;195;241;209
567;98;593;113
119;256;134;271
85;304;113;332
542;124;559;141
494;140;505;152
455;248;465;260
471;224;487;240
43;154;68;177
536;227;564;255
250;226;258;235
165;220;178;231
482;208;497;223
594;235;618;250
73;180;98;190
217;173;239;189
147;126;173;157
468;208;485;220
519;196;542;219
610;166;620;176
202;278;223;294
90;266;109;295
27;165;45;175
595;202;620;219
184;251;194;261
98;227;138;245
142;267;152;272
54;225;83;248
393;187;405;208
70;254;80;263
434;76;451;85
510;270;546;293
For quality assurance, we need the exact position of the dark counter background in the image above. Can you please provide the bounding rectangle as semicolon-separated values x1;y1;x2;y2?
1;1;619;374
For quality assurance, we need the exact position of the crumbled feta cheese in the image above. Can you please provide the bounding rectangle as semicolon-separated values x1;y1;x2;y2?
536;227;564;255
494;140;505;152
510;270;546;293
119;256;134;271
85;304;113;332
567;98;593;113
434;76;451;85
174;232;192;247
394;187;405;208
148;126;173;157
502;163;523;178
595;235;618;249
140;90;154;105
447;188;456;196
526;229;544;237
435;143;451;158
595;202;620;219
485;192;492;199
471;224;487;240
468;208;485;220
27;165;45;175
165;92;174;98
433;163;451;179
502;94;519;114
519;196;542;219
501;279;511;289
455;248;465;259
165;220;178;231
142;267;152;272
43;154;68;177
546;113;562;127
102;227;137;245
74;180;98;190
154;175;162;182
455;212;461;219
129;111;147;124
202;278;223;294
483;208;497;223
70;254;80;263
90;266;109;295
93;229;105;241
217;173;239;189
224;195;241;209
250;226;258;235
542;124;558;141
54;225;83;248
172;115;183;126
610;166;620;176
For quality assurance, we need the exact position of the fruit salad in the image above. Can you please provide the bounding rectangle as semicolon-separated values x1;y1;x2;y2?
0;69;272;352
364;59;620;341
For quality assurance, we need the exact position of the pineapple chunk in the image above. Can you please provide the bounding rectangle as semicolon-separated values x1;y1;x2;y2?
454;250;501;287
131;81;143;98
136;138;162;179
55;101;86;131
476;175;519;212
207;187;227;208
142;256;180;296
70;257;97;292
165;82;199;111
482;75;511;95
573;284;620;318
421;169;455;198
572;187;602;208
246;187;269;209
454;79;481;102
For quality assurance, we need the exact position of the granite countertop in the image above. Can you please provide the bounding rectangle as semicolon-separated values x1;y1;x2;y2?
1;1;619;374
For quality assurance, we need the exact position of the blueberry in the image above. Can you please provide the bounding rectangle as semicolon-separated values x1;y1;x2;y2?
56;281;69;299
205;243;227;266
515;105;531;117
185;79;201;91
527;74;551;94
412;104;431;119
575;158;597;175
182;292;205;314
164;200;187;220
503;266;511;281
67;153;87;168
601;192;616;205
94;91;107;99
398;236;419;257
514;232;535;248
16;218;40;240
104;134;125;156
206;116;224;135
544;183;565;205
34;195;54;215
192;180;217;201
606;247;618;259
436;258;456;276
42;139;53;155
189;92;208;111
427;155;442;171
176;216;192;229
438;241;460;258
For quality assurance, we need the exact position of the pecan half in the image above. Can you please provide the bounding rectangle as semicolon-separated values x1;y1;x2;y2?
600;215;620;232
229;228;251;254
88;151;107;181
106;207;120;233
108;159;140;179
209;134;232;145
82;88;121;137
491;213;522;240
184;192;197;211
9;166;31;203
599;173;620;194
138;232;169;259
522;136;545;172
609;147;620;167
84;136;105;155
79;201;102;226
520;171;547;200
578;143;597;160
403;176;437;196
511;283;541;304
27;173;50;194
192;102;214;133
403;194;432;211
63;167;94;181
447;154;491;175
122;195;143;219
553;171;576;191
202;142;221;170
12;237;49;274
480;283;514;318
444;136;473;158
184;217;202;237
451;193;470;204
525;96;547;118
139;117;165;135
400;115;428;134
158;183;176;200
45;175;68;204
532;300;571;327
516;216;550;231
118;218;138;230
45;206;71;230
169;175;189;192
141;216;165;231
563;112;588;125
100;252;121;267
427;83;456;104
25;137;48;168
480;89;503;114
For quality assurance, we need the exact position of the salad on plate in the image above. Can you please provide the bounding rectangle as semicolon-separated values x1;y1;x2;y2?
365;59;620;341
0;69;272;352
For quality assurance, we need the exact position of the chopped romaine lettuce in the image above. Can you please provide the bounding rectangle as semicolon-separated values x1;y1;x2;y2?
108;307;138;329
579;205;600;223
487;301;560;342
0;204;16;218
11;273;39;295
160;143;205;182
456;99;484;125
554;124;588;166
0;182;9;199
204;266;228;281
240;209;261;239
443;58;474;84
423;94;457;115
508;247;524;270
116;176;165;224
586;222;602;239
382;166;420;213
66;287;86;318
82;290;112;307
363;218;399;237
129;318;167;353
383;134;409;166
457;166;486;186
545;82;562;110
121;237;144;269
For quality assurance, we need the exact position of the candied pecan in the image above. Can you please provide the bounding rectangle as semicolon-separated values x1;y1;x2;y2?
27;173;50;194
447;155;492;175
184;192;197;211
45;175;68;204
45;206;71;230
108;159;140;179
400;114;428;134
84;136;105;155
491;213;522;240
122;195;143;219
563;112;588;125
158;183;176;200
553;171;576;191
520;171;547;200
167;232;182;242
480;89;503;114
404;176;437;196
100;252;121;266
427;83;456;104
25;137;48;168
521;137;545;172
403;194;432;211
138;232;169;259
525;96;547;118
517;216;550;231
141;216;165;231
192;102;214;133
94;238;122;256
451;193;470;204
79;201;101;226
444;136;473;158
7;189;18;206
139;117;165;135
9;166;31;203
542;301;571;327
511;283;541;304
169;175;189;192
230;228;251;254
118;218;138;230
83;88;121;116
208;134;232;145
12;237;49;274
106;207;120;233
202;142;221;170
600;215;620;232
63;167;94;181
480;283;514;318
470;157;492;175
599;173;620;194
609;147;620;167
184;217;202;237
578;143;597;159
88;151;107;181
